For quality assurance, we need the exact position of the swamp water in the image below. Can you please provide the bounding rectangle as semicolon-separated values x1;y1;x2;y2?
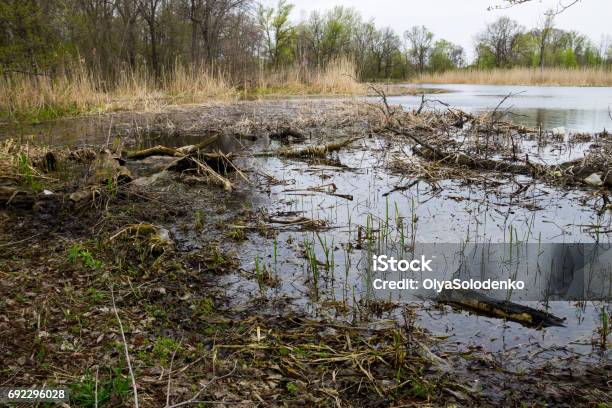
393;83;612;133
3;97;610;372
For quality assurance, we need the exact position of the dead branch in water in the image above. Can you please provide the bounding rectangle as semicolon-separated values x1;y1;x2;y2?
379;98;610;189
438;289;565;328
412;145;541;176
126;133;220;160
256;137;364;158
126;145;181;160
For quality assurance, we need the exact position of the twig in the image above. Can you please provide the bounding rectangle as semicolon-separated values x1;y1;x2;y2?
416;94;426;115
110;286;139;408
488;91;525;124
492;0;580;15
165;337;183;407
95;366;99;408
165;361;237;408
368;84;392;118
0;233;43;248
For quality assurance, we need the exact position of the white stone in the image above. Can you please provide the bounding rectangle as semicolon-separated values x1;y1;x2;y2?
550;127;566;137
584;173;603;187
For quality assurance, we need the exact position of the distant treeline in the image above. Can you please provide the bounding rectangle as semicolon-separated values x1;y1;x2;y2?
1;0;611;82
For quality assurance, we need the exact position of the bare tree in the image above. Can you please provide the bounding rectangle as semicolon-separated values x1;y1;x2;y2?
189;0;250;65
74;0;117;76
116;0;139;68
371;27;400;78
476;17;523;67
538;9;555;72
404;25;433;74
137;0;163;77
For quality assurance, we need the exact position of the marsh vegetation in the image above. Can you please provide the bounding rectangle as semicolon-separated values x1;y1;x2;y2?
1;0;611;406
1;95;610;406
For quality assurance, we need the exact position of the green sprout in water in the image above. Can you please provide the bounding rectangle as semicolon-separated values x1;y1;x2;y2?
17;153;43;192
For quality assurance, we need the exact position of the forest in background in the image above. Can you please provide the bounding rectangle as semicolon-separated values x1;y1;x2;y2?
1;0;611;122
2;0;612;81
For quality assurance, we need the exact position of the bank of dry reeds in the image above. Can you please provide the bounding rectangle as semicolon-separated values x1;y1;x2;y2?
0;58;364;122
251;57;365;95
416;67;612;87
0;64;107;121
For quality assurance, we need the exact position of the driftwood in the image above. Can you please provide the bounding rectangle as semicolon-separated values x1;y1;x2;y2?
126;133;220;160
438;289;565;328
166;155;233;191
125;133;236;191
166;152;232;174
256;137;363;158
267;215;327;230
126;145;181;160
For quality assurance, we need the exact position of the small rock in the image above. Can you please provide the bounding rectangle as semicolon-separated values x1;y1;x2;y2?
584;173;603;187
551;127;566;137
158;228;171;243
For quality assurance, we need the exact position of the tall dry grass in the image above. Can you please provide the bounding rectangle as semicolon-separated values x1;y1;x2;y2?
417;67;612;87
0;58;365;122
253;58;365;95
163;64;237;102
0;64;106;121
110;63;238;111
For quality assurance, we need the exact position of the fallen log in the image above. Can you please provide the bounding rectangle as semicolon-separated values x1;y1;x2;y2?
176;133;221;155
255;137;363;158
165;154;233;191
125;145;181;160
438;288;565;328
126;133;220;160
165;152;233;174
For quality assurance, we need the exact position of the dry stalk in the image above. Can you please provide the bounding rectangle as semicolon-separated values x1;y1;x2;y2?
110;286;139;408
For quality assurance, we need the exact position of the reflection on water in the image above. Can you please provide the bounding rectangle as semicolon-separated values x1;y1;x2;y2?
390;83;612;132
221;134;611;357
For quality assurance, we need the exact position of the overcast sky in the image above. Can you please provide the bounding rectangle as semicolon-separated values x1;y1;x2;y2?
264;0;611;61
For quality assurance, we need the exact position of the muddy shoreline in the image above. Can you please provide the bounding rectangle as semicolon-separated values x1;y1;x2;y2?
1;99;610;407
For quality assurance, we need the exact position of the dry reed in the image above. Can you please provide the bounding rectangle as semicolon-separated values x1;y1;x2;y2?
252;57;365;95
0;64;106;121
0;58;365;122
416;67;612;87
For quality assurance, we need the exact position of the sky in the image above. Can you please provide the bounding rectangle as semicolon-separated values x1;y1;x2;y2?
264;0;612;61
